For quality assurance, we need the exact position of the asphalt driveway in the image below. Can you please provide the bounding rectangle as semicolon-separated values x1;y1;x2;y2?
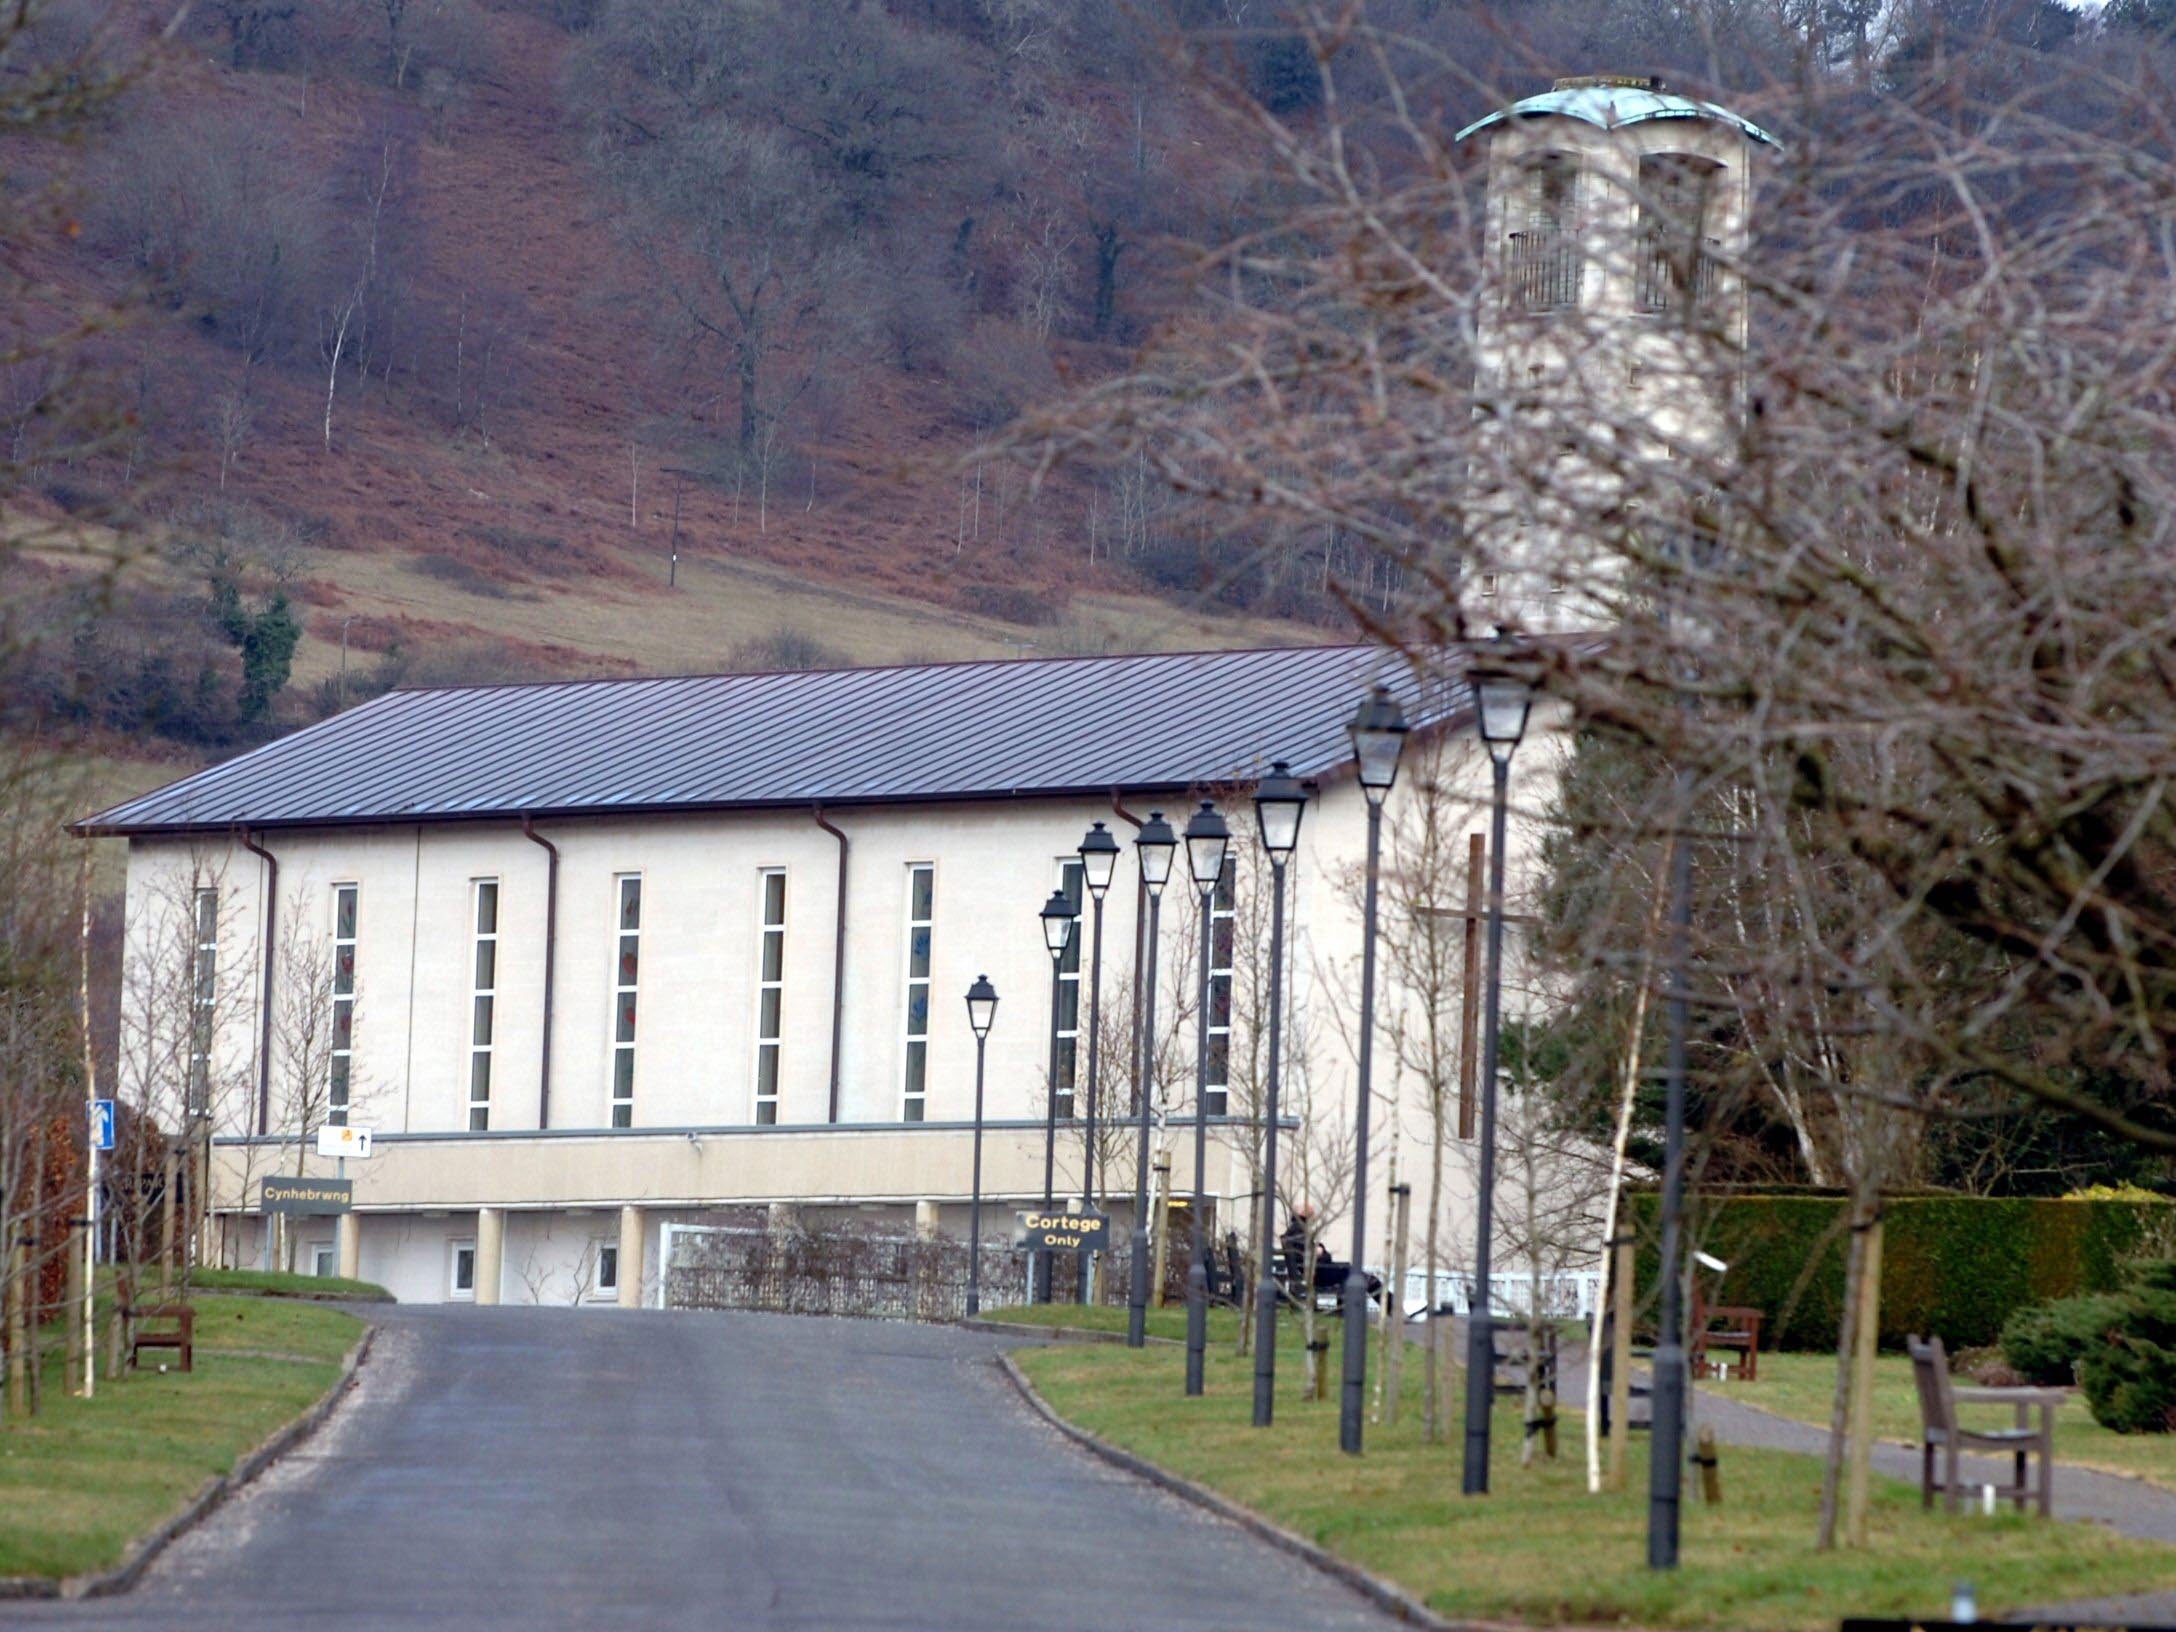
0;1306;1400;1632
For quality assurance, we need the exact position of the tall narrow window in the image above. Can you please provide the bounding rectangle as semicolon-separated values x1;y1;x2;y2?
593;1241;620;1300
1507;152;1581;313
188;886;217;1120
754;869;785;1125
1636;152;1722;313
330;885;357;1127
900;864;934;1122
611;875;640;1128
1205;856;1235;1117
449;1239;476;1301
1051;859;1083;1118
469;881;497;1131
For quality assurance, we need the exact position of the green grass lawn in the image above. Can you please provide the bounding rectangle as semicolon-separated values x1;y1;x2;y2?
190;1267;393;1303
0;1294;365;1580
977;1301;1247;1346
1017;1332;2176;1630
1720;1351;2176;1492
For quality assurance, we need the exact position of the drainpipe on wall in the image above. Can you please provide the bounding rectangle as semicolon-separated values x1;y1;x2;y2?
812;805;850;1123
520;815;560;1129
1110;792;1147;1126
237;830;278;1137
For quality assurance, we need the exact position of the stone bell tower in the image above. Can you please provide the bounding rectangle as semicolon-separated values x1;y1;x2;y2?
1454;76;1777;635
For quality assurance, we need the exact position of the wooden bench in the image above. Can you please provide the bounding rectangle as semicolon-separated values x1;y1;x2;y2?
126;1302;196;1374
1206;1234;1247;1308
1690;1292;1764;1381
1907;1333;2059;1516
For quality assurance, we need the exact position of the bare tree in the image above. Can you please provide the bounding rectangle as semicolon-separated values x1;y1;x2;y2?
1487;1079;1609;1467
1004;6;2176;1533
0;754;98;1421
319;121;417;453
114;852;253;1300
210;368;259;492
1366;738;1482;1441
264;891;374;1268
1279;1051;1355;1401
605;122;866;473
99;103;329;369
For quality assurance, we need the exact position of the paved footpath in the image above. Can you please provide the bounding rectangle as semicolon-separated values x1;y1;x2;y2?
1518;1320;2176;1620
0;1306;1402;1632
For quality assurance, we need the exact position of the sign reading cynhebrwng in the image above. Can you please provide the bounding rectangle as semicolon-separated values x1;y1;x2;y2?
1014;1208;1110;1252
261;1176;353;1215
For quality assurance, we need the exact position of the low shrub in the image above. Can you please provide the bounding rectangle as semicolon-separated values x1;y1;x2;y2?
2001;1293;2125;1384
727;630;845;673
2080;1266;2176;1434
962;583;1065;627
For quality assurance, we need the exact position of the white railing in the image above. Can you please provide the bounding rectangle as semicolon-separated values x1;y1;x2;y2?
1399;1266;1602;1322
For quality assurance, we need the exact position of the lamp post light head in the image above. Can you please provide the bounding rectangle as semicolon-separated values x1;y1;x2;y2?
1253;761;1309;861
1040;888;1076;960
1469;646;1535;767
965;973;998;1039
1349;684;1412;807
1184;800;1230;890
1136;810;1178;899
1078;820;1121;898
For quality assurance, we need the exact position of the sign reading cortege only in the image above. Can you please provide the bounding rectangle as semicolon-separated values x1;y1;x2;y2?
261;1176;353;1215
1014;1209;1110;1252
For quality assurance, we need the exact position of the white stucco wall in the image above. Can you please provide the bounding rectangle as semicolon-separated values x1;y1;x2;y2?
133;714;1582;1304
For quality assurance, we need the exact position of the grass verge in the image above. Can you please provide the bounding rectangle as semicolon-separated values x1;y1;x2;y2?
1016;1333;2176;1630
0;1295;364;1580
1717;1351;2176;1492
189;1267;393;1304
977;1301;1246;1346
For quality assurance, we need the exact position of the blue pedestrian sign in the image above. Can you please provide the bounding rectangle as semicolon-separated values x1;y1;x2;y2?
89;1099;115;1152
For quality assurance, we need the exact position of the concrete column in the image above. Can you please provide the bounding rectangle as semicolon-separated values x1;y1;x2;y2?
475;1207;504;1307
336;1211;361;1281
914;1199;941;1240
617;1205;644;1310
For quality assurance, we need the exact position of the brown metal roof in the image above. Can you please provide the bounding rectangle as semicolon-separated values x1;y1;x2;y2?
76;643;1471;837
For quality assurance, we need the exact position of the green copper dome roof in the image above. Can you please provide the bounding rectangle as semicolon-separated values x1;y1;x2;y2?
1455;80;1780;148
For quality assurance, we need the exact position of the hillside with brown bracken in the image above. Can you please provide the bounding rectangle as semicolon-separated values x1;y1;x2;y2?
5;0;1336;798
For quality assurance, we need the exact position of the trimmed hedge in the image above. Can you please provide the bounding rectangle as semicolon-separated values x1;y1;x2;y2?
1627;1192;2176;1351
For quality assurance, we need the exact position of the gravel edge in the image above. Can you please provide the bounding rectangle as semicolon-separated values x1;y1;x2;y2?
0;1321;378;1602
994;1349;1467;1631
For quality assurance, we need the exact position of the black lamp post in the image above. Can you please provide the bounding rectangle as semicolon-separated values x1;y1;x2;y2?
1126;811;1178;1347
1182;800;1230;1396
1077;820;1120;1303
1649;786;1695;1569
1462;649;1533;1495
1251;762;1308;1428
1340;685;1410;1455
1038;889;1075;1303
964;974;998;1317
